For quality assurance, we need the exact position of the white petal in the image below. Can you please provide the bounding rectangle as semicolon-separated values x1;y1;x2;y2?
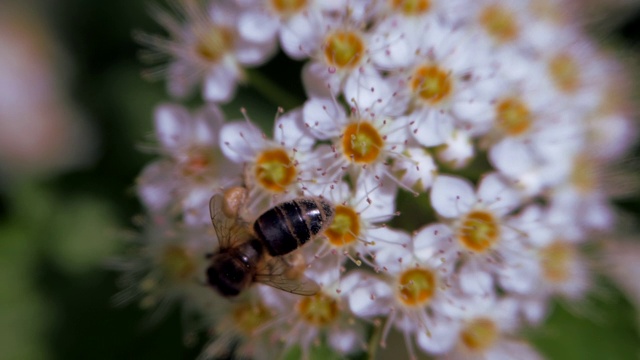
415;317;459;355
279;13;317;59
154;103;191;152
436;130;475;169
302;97;345;139
430;175;475;218
370;17;416;69
219;121;263;163
302;61;342;99
182;186;215;227
343;271;393;318
393;147;436;192
477;173;521;216
235;37;277;65
411;109;455;147
459;265;494;296
354;175;398;222
192;103;225;147
328;328;359;354
203;65;238;103
521;298;548;325
273;108;315;151
413;223;454;263
343;66;391;112
489;138;535;178
136;161;176;212
370;228;412;272
238;11;278;44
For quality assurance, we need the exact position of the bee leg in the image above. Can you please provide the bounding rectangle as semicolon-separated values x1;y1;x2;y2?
222;186;247;218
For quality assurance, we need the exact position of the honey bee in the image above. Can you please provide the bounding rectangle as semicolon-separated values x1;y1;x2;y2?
206;191;335;297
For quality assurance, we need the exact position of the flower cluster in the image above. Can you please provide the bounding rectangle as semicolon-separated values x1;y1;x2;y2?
119;0;637;358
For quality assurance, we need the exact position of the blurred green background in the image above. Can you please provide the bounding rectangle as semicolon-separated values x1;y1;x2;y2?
0;1;639;359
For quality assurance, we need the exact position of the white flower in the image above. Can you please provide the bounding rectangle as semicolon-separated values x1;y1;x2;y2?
136;103;239;225
305;177;399;276
418;295;542;360
199;294;280;360
219;108;317;215
111;213;216;323
138;0;276;101
425;173;525;295
258;263;367;357
342;228;457;358
302;95;416;194
381;20;499;146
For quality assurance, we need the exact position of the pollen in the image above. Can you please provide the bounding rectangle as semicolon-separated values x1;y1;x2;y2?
397;268;437;306
254;148;297;192
233;302;272;335
390;0;431;15
269;0;307;16
194;25;234;63
161;244;196;280
325;205;361;247
479;4;519;44
410;64;453;104
548;52;580;93
540;241;575;283
342;121;384;163
495;97;532;136
458;210;500;252
460;318;498;352
297;292;339;326
323;30;365;69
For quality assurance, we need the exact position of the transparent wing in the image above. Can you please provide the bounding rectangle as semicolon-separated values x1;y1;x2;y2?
254;257;320;296
209;194;250;249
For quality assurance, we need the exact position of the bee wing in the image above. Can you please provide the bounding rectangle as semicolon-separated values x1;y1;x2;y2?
254;257;320;296
209;194;249;249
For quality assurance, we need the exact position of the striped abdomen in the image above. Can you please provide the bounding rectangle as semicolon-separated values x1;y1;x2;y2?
253;197;334;256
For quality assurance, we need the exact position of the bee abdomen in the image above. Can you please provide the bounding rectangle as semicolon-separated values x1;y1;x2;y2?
254;197;334;256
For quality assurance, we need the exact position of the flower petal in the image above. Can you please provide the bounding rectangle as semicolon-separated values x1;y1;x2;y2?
219;121;263;163
430;175;475;218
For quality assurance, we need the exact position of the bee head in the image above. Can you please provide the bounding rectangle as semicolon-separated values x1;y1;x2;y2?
206;253;250;297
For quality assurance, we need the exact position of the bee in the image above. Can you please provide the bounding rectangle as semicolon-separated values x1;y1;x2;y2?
206;190;335;297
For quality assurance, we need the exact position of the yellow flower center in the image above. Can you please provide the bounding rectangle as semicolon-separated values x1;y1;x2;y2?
540;241;575;283
233;302;272;334
254;148;296;192
460;318;499;352
390;0;431;15
458;210;500;252
161;245;196;280
323;30;365;69
195;25;234;63
397;268;437;306
297;292;339;326
410;64;453;104
548;52;580;93
342;121;384;163
269;0;307;16
325;205;360;247
479;4;519;43
495;97;532;136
